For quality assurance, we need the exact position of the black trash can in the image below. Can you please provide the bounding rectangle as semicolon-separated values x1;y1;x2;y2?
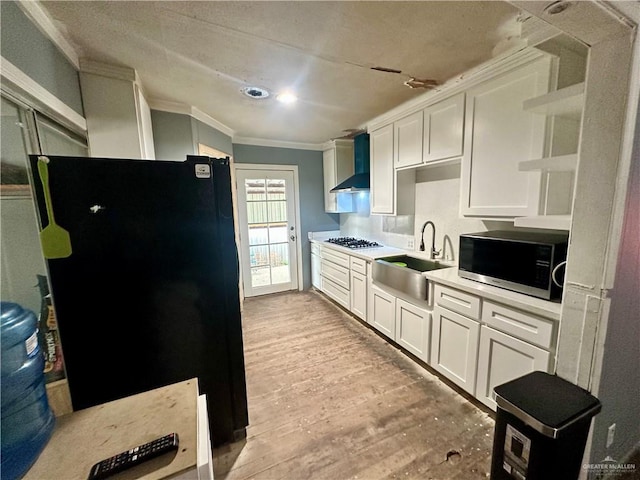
490;371;601;480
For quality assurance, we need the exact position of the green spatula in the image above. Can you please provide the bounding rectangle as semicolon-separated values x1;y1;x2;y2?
37;156;72;259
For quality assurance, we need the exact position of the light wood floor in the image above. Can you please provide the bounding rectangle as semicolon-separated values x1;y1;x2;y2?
213;290;495;479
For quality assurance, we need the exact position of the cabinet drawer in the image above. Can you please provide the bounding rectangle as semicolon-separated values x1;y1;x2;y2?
322;248;350;268
482;301;555;350
433;284;481;320
311;242;321;256
323;278;350;310
321;259;350;290
350;256;368;275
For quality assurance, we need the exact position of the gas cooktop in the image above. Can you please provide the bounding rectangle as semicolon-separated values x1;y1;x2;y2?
326;237;381;249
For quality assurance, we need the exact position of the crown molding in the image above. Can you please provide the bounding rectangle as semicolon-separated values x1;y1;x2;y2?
16;1;80;70
190;107;234;138
147;99;235;137
79;60;137;82
233;136;325;151
147;99;192;115
1;56;87;133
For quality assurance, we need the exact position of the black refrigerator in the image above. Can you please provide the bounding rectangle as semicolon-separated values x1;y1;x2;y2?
27;154;248;447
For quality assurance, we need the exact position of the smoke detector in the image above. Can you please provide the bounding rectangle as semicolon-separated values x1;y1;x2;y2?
242;86;270;99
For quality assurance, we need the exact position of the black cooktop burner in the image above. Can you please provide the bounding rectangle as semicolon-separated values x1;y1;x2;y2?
326;237;381;249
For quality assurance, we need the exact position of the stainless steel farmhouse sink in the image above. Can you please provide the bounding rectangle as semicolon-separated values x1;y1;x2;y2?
373;255;451;301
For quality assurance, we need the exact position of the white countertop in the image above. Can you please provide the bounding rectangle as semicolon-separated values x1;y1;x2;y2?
310;238;406;261
424;267;562;321
313;238;561;321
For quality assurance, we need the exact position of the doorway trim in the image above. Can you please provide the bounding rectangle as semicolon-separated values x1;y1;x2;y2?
234;163;303;295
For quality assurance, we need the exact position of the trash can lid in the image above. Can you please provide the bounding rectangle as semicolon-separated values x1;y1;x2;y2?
494;371;601;438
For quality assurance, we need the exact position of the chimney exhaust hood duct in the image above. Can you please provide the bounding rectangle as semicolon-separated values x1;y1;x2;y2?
330;133;370;193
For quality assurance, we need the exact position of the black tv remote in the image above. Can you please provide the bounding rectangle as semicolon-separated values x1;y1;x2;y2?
87;433;179;480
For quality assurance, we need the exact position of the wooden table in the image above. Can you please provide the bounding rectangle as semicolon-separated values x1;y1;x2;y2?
25;379;200;480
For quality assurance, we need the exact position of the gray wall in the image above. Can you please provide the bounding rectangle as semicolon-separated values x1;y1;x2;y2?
590;96;640;464
151;110;234;160
233;144;340;290
151;111;195;160
1;1;83;115
191;118;233;156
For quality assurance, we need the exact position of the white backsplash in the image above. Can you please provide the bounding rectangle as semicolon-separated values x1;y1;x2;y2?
340;163;518;262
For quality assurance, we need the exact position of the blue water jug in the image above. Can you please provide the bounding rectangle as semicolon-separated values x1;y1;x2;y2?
1;302;55;480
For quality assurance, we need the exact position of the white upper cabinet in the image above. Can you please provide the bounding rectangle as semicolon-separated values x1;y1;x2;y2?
394;111;423;169
323;139;354;213
370;124;394;214
460;56;553;218
423;93;465;164
370;124;415;215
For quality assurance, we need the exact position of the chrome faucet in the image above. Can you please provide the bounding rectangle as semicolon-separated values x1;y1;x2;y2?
420;221;441;260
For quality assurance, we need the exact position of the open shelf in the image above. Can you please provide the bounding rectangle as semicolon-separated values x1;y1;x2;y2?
514;214;571;231
518;154;578;172
523;82;584;120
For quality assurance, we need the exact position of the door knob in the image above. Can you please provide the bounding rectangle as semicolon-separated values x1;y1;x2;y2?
290;235;296;241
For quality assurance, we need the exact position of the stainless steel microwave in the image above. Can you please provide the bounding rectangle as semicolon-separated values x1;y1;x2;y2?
458;230;569;300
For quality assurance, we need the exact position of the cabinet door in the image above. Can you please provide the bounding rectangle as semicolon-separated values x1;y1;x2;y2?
322;149;337;212
323;143;354;213
311;253;321;289
370;125;394;214
476;326;551;411
461;57;552;217
369;284;396;340
395;298;430;363
350;271;367;321
423;93;464;163
431;305;480;394
395;111;424;169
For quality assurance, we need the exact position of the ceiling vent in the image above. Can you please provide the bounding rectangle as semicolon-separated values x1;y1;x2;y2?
242;86;270;99
404;78;439;89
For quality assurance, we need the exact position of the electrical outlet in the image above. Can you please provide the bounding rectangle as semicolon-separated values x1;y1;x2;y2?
407;238;415;250
607;423;616;448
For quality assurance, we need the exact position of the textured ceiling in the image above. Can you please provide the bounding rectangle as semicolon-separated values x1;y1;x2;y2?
40;1;524;145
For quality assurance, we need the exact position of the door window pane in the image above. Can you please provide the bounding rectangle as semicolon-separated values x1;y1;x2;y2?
249;245;269;267
268;225;287;243
267;201;286;222
245;179;266;201
247;202;267;224
266;179;286;200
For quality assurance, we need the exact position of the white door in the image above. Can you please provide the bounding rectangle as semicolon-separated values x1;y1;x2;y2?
236;168;299;297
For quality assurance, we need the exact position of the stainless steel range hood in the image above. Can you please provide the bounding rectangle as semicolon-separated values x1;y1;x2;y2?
330;133;370;193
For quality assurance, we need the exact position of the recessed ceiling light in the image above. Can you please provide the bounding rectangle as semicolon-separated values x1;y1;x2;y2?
242;86;270;99
276;91;298;105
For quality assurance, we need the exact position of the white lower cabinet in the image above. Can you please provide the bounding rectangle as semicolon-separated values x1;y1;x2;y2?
431;282;556;411
350;271;367;321
431;305;480;395
369;284;396;340
311;245;321;289
476;325;551;410
395;298;430;363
